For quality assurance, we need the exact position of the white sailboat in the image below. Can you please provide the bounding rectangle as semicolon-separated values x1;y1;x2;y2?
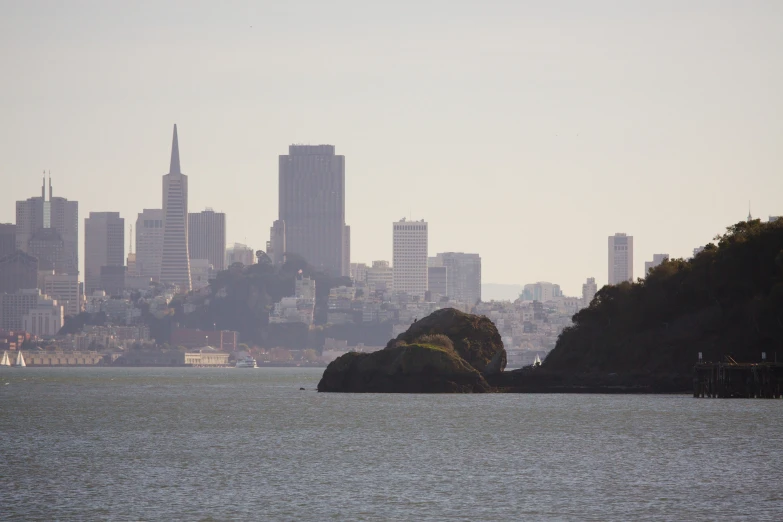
533;354;542;366
14;351;26;368
0;351;10;366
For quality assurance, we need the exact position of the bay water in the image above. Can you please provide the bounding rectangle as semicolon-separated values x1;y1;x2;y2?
1;367;781;521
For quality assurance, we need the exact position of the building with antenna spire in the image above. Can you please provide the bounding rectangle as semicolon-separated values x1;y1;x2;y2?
15;172;79;276
160;124;192;291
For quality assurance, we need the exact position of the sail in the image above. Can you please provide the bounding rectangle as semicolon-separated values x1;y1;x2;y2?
1;351;9;366
15;351;25;367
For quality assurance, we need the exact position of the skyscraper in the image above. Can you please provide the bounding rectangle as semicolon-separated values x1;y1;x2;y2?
15;174;78;275
267;220;286;266
160;125;191;291
84;212;125;294
582;277;598;307
136;209;164;280
188;209;226;272
279;145;349;276
645;254;669;275
393;218;428;298
434;252;482;304
608;233;633;285
0;224;15;259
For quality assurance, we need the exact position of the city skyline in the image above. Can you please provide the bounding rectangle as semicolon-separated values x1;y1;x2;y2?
2;2;782;295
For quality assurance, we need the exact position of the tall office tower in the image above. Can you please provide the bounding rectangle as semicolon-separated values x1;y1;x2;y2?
392;218;428;298
136;209;164;280
608;233;633;285
15;174;78;275
582;277;598;307
0;250;38;294
427;266;448;299
84;212;125;294
28;228;64;272
0;289;45;332
434;252;482;304
278;145;349;276
42;273;81;317
160;125;191;291
0;224;15;259
267;220;286;266
188;209;226;272
644;254;669;275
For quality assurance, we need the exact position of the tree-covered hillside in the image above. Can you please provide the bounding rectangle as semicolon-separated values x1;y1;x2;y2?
544;219;783;377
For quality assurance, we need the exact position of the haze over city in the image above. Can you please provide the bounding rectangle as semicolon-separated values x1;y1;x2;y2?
2;0;782;296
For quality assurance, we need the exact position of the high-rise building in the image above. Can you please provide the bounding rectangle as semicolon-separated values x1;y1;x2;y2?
188;209;226;272
267;220;286;266
366;260;393;293
15;174;78;275
42;273;81;317
0;289;44;332
279;145;349;276
644;254;669;275
0;250;38;294
22;293;63;337
160;125;191;291
582;277;598;307
136;209;164;280
521;282;562;302
350;263;368;284
27;228;65;273
434;252;482;304
393;218;428;298
427;266;448;300
608;233;633;285
0;224;15;259
226;243;255;267
84;212;125;294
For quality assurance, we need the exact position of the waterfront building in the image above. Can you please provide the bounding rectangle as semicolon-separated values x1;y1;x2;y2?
0;250;38;294
42;273;81;317
160;124;192;291
188;209;226;272
84;212;125;294
434;252;481;304
22;294;63;337
645;254;670;275
226;243;255;266
582;277;598;307
0;224;15;259
393;218;428;298
608;233;633;285
279;145;349;276
367;260;394;293
136;209;164;280
170;328;239;351
15;175;78;275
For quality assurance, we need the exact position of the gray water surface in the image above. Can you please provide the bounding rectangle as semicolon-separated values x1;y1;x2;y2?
1;367;781;521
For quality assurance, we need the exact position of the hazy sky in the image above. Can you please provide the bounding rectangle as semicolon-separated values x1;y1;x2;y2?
2;0;781;296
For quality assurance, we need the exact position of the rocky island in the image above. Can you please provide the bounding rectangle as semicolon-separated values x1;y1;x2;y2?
317;308;506;393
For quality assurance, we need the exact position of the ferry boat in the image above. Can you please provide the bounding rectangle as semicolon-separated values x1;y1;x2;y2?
235;356;258;369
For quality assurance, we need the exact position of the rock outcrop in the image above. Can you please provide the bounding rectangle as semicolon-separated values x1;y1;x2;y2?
317;308;505;393
385;308;506;375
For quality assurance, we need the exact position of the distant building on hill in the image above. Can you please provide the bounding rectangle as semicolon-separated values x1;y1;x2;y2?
645;254;669;275
608;233;633;284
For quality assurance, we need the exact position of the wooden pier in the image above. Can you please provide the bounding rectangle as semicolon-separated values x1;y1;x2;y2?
693;357;783;398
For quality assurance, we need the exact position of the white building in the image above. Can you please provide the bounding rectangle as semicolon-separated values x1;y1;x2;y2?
136;209;164;281
42;273;81;317
645;254;669;275
521;282;561;302
608;233;633;285
160;124;192;291
581;277;597;307
22;294;63;337
350;262;368;284
393;219;428;298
